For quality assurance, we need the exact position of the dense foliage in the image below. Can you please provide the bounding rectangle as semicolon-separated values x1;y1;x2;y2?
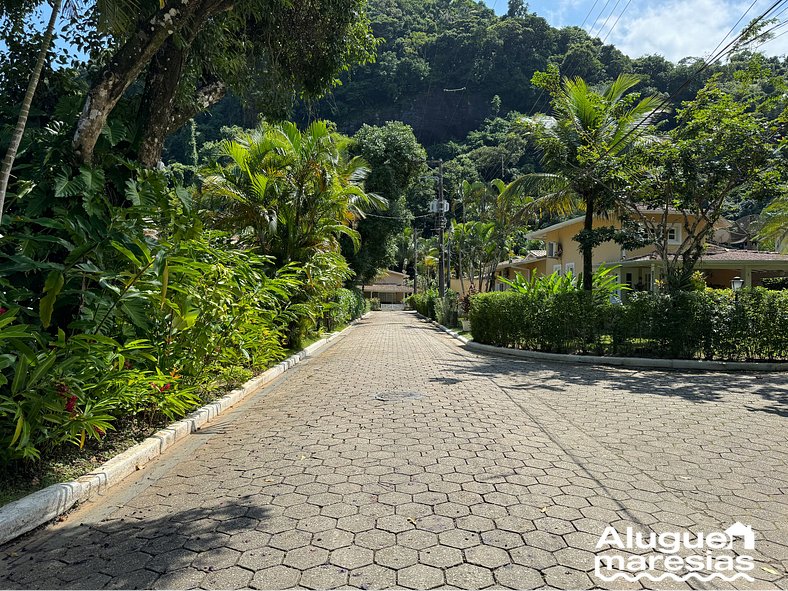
406;289;458;328
0;108;374;463
470;286;788;361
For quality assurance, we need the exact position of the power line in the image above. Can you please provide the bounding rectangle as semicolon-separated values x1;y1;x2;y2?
707;0;760;60
601;0;634;45
604;0;788;157
589;0;623;41
525;0;609;118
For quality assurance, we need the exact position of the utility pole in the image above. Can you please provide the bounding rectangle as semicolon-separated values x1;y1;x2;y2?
437;159;446;298
412;229;418;295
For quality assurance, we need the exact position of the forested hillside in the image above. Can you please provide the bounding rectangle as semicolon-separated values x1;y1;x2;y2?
170;0;788;161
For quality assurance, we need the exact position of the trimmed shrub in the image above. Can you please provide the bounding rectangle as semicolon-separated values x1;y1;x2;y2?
407;290;459;327
469;287;788;361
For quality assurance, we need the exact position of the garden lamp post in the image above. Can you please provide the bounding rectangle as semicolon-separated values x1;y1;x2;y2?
731;276;743;306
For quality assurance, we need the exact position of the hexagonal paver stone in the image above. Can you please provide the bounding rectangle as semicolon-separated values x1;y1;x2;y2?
419;545;464;569
378;491;412;505
396;529;440;551
320;504;358;519
543;565;593;589
152;567;205;589
147;548;197;574
337;514;376;533
375;546;418;569
481;529;524;550
250;565;301;590
297;516;337;534
534;516;575;536
202;566;253;589
226;531;272;552
494;564;544;589
435;502;471;518
238;548;285;570
446;563;495;588
466;544;511;569
376;514;415;534
555;547;596;571
397;564;445;589
272;492;308;507
282;546;330;570
457;515;495;533
299;564;349;589
355;529;396;550
348;564;397;589
269;529;312;551
330;546;374;570
312;529;354;550
192;547;240;571
438;529;481;549
415;514;454;533
510;546;558;570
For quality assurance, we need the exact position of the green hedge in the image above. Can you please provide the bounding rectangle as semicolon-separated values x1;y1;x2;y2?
406;290;459;327
469;288;788;361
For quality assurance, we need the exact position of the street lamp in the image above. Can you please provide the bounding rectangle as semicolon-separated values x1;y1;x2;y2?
731;276;744;291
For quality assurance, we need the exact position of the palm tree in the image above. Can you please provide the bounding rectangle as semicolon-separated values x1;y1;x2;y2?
201;121;386;265
504;74;662;290
757;194;788;253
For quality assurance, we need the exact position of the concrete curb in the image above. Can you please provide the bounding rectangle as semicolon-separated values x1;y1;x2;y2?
0;316;367;546
411;311;788;372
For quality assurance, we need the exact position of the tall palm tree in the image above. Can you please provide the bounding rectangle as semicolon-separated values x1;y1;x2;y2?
504;74;663;290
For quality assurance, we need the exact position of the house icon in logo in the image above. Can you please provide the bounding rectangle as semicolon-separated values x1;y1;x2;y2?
725;522;755;550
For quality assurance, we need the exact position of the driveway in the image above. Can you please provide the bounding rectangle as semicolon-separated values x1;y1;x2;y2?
1;311;786;589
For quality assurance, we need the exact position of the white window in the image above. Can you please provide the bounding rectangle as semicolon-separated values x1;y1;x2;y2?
552;264;562;275
564;263;575;276
668;224;681;244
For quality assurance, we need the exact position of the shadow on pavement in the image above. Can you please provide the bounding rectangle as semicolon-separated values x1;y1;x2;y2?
1;499;274;589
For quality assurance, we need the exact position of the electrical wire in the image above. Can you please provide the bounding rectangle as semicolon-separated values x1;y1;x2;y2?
601;0;634;45
603;0;788;157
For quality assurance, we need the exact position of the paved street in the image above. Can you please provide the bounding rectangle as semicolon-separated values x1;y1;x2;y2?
1;311;787;590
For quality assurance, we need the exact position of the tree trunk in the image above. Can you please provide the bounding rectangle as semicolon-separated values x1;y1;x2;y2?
72;0;228;164
0;0;62;225
582;194;594;291
136;38;189;167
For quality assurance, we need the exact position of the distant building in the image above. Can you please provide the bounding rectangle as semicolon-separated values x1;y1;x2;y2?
495;212;788;291
362;270;413;306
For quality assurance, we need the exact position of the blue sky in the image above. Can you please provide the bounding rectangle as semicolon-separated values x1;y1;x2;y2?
482;0;788;61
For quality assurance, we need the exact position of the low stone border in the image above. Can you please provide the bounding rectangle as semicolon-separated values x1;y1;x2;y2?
412;311;788;372
0;316;366;546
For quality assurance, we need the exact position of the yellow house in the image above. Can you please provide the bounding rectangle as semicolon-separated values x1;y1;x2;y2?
495;212;788;290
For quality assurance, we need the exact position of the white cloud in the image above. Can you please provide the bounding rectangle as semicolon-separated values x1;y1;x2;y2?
595;0;788;61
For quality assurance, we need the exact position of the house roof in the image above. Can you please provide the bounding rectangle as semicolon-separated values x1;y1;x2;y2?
496;250;547;269
362;284;414;293
621;246;788;266
371;269;408;284
526;211;731;240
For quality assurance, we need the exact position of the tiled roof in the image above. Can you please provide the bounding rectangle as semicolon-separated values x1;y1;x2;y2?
623;247;788;263
496;250;547;269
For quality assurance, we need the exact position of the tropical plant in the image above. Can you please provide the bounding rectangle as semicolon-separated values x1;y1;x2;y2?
201;121;387;265
504;73;663;290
